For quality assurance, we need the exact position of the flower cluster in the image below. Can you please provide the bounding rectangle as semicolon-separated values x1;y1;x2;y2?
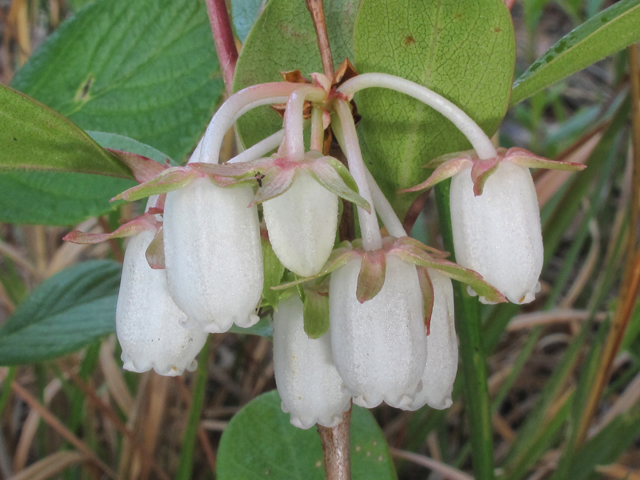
65;65;584;427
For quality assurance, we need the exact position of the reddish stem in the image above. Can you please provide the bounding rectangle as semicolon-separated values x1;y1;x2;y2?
206;0;239;95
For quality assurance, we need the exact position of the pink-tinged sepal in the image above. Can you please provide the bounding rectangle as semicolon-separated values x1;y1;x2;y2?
189;158;274;187
250;165;297;205
416;266;435;335
106;149;167;184
391;236;449;259
504;147;587;171
386;237;507;305
112;167;202;202
401;157;473;193
63;211;160;244
306;156;370;212
470;157;500;196
145;227;165;269
356;249;386;303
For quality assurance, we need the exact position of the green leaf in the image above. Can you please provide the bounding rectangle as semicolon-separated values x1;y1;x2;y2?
217;391;397;480
0;84;132;178
0;260;121;366
229;316;274;339
511;0;640;105
231;0;266;42
233;0;360;148
11;0;222;161
303;290;330;339
262;235;286;308
353;0;515;217
88;131;175;166
0;132;173;226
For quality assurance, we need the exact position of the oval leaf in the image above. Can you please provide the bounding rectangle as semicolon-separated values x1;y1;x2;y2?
353;0;515;217
217;390;396;480
511;0;640;105
0;260;121;366
0;84;132;178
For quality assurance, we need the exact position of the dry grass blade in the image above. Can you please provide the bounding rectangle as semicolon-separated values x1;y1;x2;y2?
13;378;62;472
10;381;117;479
591;371;640;435
389;448;474;480
8;451;86;480
118;371;150;479
507;310;607;331
0;240;39;279
46;218;98;277
596;463;640;480
99;337;134;413
58;362;171;480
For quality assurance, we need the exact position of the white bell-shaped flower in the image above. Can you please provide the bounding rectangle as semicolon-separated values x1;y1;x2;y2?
329;255;427;409
116;229;208;376
406;269;457;410
273;295;351;429
163;178;263;333
450;161;543;304
263;171;338;277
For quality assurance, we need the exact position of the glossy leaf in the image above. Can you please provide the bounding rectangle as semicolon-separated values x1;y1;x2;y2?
217;390;396;480
233;0;360;148
0;261;121;365
0;84;132;178
511;0;640;105
353;0;515;217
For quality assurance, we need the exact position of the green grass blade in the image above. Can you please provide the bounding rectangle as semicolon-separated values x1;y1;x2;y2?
176;340;209;480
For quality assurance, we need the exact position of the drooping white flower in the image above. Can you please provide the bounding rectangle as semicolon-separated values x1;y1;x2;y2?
116;229;208;376
450;161;543;304
329;255;427;409
273;295;351;429
263;171;339;277
163;178;263;333
406;269;457;410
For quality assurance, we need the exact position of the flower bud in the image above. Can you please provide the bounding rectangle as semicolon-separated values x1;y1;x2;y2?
450;161;543;304
406;269;457;410
263;171;338;277
163;178;263;333
273;295;351;429
329;255;427;409
116;229;208;376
